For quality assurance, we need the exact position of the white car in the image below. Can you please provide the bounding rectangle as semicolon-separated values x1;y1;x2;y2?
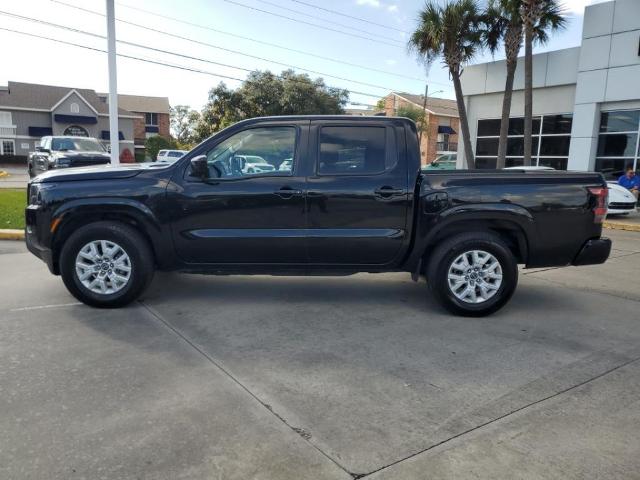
157;149;188;163
237;155;276;174
606;181;637;215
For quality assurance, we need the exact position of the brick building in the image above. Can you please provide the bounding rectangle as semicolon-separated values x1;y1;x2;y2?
382;92;459;165
100;94;170;158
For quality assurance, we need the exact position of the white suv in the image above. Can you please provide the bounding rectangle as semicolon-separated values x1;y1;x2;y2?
157;150;188;163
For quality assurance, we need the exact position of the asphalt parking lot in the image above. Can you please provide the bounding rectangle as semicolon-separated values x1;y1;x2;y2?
1;229;639;479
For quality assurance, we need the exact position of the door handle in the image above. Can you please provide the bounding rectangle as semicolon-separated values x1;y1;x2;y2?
374;186;405;198
274;186;302;199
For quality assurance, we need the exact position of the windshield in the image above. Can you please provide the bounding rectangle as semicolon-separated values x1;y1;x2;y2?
52;138;105;152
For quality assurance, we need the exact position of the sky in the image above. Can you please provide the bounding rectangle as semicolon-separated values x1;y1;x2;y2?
0;0;607;112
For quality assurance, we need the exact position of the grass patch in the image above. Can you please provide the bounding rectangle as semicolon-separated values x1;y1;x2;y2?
0;189;26;229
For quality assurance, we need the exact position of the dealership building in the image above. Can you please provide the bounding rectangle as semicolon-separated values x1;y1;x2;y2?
459;0;640;178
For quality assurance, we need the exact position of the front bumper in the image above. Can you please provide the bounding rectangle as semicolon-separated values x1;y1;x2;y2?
25;205;57;274
572;238;612;266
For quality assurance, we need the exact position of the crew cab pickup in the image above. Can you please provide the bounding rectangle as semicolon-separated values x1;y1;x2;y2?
25;116;611;316
28;136;110;178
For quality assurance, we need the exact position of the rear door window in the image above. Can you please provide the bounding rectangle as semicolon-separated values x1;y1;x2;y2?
318;126;395;175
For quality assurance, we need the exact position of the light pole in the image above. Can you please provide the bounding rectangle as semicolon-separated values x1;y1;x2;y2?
106;0;119;165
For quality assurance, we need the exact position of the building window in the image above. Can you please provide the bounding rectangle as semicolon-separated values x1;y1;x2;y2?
475;114;572;170
70;102;80;114
145;112;158;126
0;111;12;125
595;110;640;180
1;139;15;156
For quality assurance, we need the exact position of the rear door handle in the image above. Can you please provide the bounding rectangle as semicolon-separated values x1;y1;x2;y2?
374;186;405;197
274;186;303;199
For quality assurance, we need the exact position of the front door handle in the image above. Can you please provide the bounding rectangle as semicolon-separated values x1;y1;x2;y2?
374;186;405;198
274;186;303;199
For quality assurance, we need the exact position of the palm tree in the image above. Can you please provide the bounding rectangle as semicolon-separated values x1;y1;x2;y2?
409;0;482;169
520;0;566;165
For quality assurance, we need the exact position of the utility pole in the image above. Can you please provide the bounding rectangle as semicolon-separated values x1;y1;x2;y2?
106;0;119;165
418;83;428;146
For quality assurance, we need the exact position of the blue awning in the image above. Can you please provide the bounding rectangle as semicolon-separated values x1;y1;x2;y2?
28;126;53;136
101;130;125;140
438;125;456;134
54;114;98;125
145;125;159;133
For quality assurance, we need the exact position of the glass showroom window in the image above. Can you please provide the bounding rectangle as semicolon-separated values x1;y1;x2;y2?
595;110;640;180
475;114;572;169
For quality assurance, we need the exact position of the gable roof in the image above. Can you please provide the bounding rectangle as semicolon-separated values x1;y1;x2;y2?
0;81;139;117
108;94;170;114
391;92;458;117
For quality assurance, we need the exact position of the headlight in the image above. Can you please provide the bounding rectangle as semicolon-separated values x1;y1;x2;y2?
28;184;42;205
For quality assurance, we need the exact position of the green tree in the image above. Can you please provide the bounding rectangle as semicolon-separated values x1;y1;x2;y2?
520;0;566;165
375;98;386;111
170;105;200;147
409;0;483;168
193;70;349;142
396;105;426;132
145;135;177;161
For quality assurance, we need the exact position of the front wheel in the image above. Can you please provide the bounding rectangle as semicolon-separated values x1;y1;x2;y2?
59;222;155;308
426;232;518;317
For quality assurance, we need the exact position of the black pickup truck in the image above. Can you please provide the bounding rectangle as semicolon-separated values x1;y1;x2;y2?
25;116;611;316
28;136;111;178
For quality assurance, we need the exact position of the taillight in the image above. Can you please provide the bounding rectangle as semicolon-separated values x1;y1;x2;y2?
588;186;608;224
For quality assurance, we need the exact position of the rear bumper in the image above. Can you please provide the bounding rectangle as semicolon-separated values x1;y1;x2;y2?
572;238;612;266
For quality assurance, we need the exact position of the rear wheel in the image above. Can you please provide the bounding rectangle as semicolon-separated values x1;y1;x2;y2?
426;232;518;317
59;222;154;308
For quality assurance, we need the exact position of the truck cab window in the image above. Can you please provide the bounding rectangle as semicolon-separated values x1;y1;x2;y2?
205;126;296;179
318;126;389;175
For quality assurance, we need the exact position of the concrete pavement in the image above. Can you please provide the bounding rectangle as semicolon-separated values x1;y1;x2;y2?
1;230;639;479
0;165;28;189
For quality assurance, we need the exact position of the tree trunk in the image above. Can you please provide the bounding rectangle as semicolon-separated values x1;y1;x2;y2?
451;72;475;169
523;24;534;166
497;59;517;169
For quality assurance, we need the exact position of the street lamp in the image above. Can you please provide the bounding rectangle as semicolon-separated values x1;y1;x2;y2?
106;0;119;165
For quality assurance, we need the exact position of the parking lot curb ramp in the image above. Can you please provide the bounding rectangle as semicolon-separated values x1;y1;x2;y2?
603;218;640;232
0;229;24;240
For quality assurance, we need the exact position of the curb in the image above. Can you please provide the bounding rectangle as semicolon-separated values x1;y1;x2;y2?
603;221;640;232
0;229;24;240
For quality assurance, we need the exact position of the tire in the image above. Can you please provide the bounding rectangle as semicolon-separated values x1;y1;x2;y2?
426;231;518;317
59;221;155;308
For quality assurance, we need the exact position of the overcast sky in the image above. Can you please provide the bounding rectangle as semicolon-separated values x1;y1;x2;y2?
0;0;607;111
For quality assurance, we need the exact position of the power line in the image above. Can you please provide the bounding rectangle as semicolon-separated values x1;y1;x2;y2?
221;0;401;48
252;0;403;45
0;20;380;105
290;0;410;34
114;0;425;82
48;0;411;93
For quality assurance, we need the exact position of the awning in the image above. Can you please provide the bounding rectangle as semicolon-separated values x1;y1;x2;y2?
101;130;125;140
28;126;53;136
438;125;456;134
53;114;98;125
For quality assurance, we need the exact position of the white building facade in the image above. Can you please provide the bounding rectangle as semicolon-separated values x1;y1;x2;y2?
459;0;640;178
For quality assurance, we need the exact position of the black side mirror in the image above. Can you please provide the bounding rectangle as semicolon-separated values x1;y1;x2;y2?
190;155;209;179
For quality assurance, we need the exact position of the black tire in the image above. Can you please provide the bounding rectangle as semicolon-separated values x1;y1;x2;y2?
426;231;518;317
59;221;155;308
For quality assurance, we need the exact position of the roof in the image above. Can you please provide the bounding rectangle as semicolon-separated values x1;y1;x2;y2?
391;92;459;117
102;93;170;114
0;81;139;117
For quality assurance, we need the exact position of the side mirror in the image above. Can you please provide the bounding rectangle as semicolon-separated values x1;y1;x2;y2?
36;146;49;153
190;155;209;179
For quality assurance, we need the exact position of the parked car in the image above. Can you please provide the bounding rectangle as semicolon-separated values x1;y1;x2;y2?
28;136;110;178
156;150;188;163
25;116;611;316
606;181;637;215
505;167;637;214
236;155;276;174
279;158;293;171
424;153;457;170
